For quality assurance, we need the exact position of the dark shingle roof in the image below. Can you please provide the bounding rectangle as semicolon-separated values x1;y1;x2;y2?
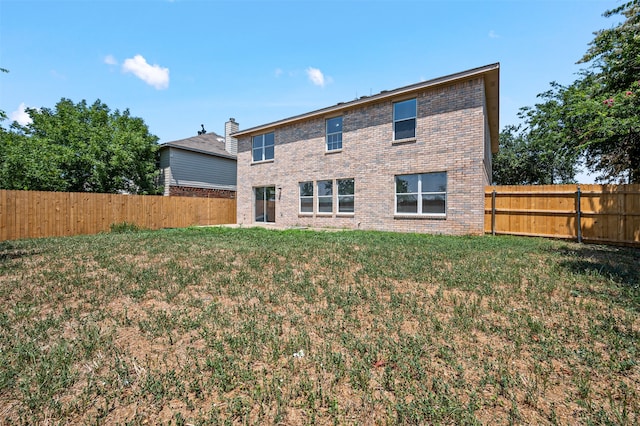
159;132;236;159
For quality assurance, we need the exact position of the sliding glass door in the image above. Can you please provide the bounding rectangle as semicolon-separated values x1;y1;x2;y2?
255;186;276;223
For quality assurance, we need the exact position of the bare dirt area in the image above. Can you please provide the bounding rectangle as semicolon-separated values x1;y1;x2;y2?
0;228;638;424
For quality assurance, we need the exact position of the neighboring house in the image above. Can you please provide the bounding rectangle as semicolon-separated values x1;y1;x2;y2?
233;63;499;235
158;119;239;198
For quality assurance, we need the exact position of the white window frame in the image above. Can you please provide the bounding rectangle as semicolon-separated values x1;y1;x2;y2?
326;116;343;151
252;132;274;162
337;178;355;214
395;172;446;216
299;181;314;214
393;98;417;140
317;180;333;214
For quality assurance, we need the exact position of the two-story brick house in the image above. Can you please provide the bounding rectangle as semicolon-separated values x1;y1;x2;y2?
233;63;499;235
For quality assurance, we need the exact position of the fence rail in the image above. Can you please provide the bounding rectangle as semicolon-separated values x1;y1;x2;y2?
3;187;637;245
485;184;640;246
0;190;237;241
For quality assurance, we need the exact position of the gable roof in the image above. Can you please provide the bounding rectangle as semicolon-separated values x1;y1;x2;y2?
159;132;236;160
233;63;500;153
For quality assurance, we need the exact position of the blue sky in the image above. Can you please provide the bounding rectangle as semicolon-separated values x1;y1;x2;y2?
1;0;621;181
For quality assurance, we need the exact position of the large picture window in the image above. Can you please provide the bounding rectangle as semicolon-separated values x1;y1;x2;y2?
393;98;416;140
395;172;446;215
337;178;355;213
299;181;314;213
252;132;274;162
255;186;276;223
326;116;343;151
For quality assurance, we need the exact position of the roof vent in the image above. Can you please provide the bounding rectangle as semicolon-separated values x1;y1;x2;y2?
198;124;207;135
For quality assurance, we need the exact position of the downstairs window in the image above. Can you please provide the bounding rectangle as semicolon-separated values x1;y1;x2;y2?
395;172;446;216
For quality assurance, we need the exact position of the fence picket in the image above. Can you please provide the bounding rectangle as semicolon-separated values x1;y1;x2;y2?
0;190;236;241
486;184;640;246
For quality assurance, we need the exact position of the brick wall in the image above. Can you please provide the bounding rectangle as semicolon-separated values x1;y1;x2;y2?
169;185;236;199
236;77;489;235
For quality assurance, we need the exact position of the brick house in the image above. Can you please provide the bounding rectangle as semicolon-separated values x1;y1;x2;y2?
158;119;239;198
233;63;499;235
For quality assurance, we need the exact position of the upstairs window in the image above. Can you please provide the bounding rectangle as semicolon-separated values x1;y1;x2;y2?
252;132;274;162
395;172;446;216
326;116;343;151
393;98;416;140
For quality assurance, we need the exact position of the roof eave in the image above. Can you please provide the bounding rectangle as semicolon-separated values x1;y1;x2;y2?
232;63;500;141
483;67;500;154
159;144;237;160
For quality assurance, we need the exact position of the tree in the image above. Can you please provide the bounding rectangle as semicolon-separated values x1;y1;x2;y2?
569;77;640;183
0;130;70;191
0;98;161;194
579;1;640;95
0;68;8;121
573;0;640;183
494;1;640;183
492;125;578;185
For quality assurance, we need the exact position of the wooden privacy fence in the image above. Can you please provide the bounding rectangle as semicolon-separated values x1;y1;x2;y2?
485;184;640;246
0;190;237;241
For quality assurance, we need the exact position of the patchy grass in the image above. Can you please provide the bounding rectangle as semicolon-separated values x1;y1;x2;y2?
0;227;638;424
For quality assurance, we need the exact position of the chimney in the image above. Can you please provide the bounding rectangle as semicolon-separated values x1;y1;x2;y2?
225;118;239;155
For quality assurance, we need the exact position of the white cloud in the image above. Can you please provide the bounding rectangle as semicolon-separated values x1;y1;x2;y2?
104;54;117;65
9;103;33;126
489;30;500;39
122;54;169;90
50;70;66;80
274;68;283;77
306;67;326;87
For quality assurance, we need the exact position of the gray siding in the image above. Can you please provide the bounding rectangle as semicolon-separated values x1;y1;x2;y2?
159;149;172;196
168;148;237;191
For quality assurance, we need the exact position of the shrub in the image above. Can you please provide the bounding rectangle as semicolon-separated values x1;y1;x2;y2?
109;222;142;233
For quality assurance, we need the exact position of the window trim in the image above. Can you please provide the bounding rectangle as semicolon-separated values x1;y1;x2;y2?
337;178;355;214
252;132;275;163
254;186;276;223
395;172;447;217
326;116;343;152
316;179;333;215
297;178;355;215
393;98;417;141
299;181;314;215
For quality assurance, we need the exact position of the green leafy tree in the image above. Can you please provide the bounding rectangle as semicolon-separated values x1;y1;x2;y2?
0;98;161;193
501;1;640;184
492;124;578;185
0;68;8;121
570;77;640;183
0;130;70;191
579;1;640;95
572;0;640;183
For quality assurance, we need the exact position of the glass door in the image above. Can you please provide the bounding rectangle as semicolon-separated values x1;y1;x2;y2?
255;186;276;223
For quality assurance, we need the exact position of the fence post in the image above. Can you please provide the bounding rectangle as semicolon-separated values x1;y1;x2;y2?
491;189;496;236
576;185;582;243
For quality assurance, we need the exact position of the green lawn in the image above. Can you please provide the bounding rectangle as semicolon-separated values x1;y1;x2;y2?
0;227;638;424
